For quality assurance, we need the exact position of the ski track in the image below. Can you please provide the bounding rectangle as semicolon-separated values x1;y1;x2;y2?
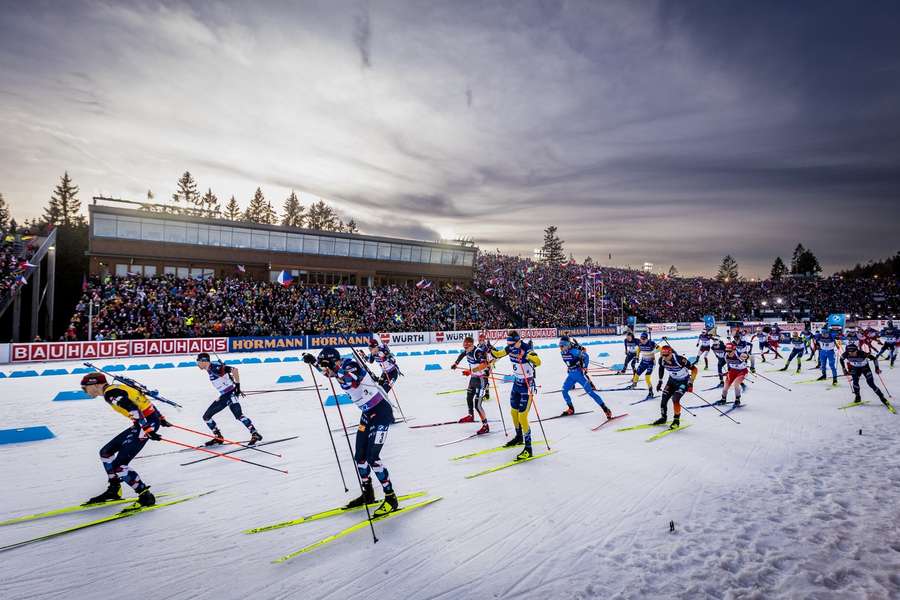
1;339;899;600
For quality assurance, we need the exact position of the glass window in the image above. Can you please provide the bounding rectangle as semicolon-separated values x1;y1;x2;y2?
441;250;452;264
269;232;286;252
94;214;117;237
164;222;187;244
464;252;474;266
334;238;350;256
117;217;141;240
184;223;199;245
364;241;378;259
207;226;220;246
141;219;165;241
164;266;176;275
377;243;391;260
401;245;411;262
115;264;128;276
319;237;335;255
269;270;280;283
390;244;402;260
419;247;430;263
431;249;443;264
176;267;189;279
143;265;157;277
197;225;209;245
303;235;319;254
251;230;269;250
286;233;302;252
232;228;251;248
350;240;364;257
219;227;232;247
410;246;421;262
189;268;204;278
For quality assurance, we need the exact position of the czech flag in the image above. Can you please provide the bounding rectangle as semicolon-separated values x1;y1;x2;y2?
277;270;293;287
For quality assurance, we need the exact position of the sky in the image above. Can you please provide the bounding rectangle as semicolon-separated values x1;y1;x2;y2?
1;0;899;277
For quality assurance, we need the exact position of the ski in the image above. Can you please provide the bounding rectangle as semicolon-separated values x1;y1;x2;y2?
135;441;250;460
409;419;498;430
0;494;171;527
629;396;657;405
838;401;870;410
0;491;214;553
701;383;724;391
884;401;897;414
180;436;299;466
646;424;692;442
435;431;496;447
465;451;556;479
685;401;736;410
616;422;668;432
272;497;443;562
435;388;467;395
450;440;549;461
244;491;428;534
537;410;592;423
719;403;745;417
591;413;629;431
332;417;412;433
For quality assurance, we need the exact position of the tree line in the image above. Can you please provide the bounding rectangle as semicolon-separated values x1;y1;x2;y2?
716;244;822;282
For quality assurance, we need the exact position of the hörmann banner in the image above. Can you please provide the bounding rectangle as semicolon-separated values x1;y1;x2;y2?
307;333;374;349
10;337;228;363
229;336;307;352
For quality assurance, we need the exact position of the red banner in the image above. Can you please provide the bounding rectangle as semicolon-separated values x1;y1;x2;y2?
11;337;228;363
482;328;557;341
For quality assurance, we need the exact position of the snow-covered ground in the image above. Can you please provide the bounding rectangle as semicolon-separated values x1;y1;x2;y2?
1;335;899;600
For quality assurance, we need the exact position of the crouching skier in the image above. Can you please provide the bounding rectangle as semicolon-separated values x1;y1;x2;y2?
80;372;167;506
304;347;399;516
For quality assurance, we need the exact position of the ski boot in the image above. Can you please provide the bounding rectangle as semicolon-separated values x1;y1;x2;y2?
644;391;655;401
476;422;490;435
714;397;727;405
205;429;225;446
733;398;741;408
137;487;156;507
458;414;475;423
669;416;681;430
651;415;667;426
795;366;801;374
373;491;399;517
779;365;788;371
344;480;375;509
503;430;523;447
601;405;613;419
625;382;636;390
85;479;122;505
515;445;533;461
832;378;839;387
248;431;263;445
560;405;575;417
852;395;863;404
815;374;826;381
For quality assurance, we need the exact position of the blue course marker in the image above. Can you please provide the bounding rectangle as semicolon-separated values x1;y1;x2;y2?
10;370;39;378
424;364;442;371
54;390;92;401
264;357;282;363
242;357;262;364
277;374;304;384
0;426;55;445
127;364;150;371
324;394;352;406
597;352;610;358
177;361;196;368
70;366;93;374
40;369;69;376
282;356;300;362
153;363;175;369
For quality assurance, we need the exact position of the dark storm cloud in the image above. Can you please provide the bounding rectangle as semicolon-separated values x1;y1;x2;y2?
1;0;898;275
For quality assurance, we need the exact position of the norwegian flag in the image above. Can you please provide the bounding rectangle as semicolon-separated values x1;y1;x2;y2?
415;279;432;290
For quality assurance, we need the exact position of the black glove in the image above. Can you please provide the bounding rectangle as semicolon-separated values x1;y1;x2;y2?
656;381;662;392
451;363;458;370
159;416;172;427
303;353;316;364
234;382;245;397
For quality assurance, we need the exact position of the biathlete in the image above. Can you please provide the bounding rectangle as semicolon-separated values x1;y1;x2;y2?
558;335;612;418
491;330;542;460
652;345;698;429
196;352;262;446
716;343;750;407
450;335;492;434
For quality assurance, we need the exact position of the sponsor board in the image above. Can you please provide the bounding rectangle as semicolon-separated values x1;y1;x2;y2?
558;326;618;337
648;323;678;333
377;331;431;346
482;328;557;341
307;333;374;349
229;336;307;352
0;343;9;365
433;330;478;344
10;337;227;363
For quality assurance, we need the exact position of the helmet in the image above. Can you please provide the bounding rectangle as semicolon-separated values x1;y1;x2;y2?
316;346;342;371
660;345;673;356
80;372;107;387
725;343;736;352
640;332;648;340
506;330;521;344
197;352;211;362
368;338;379;349
846;343;859;353
625;331;634;338
559;335;571;347
477;332;487;343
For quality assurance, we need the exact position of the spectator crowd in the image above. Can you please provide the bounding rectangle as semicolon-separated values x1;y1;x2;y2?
1;228;39;307
63;253;898;341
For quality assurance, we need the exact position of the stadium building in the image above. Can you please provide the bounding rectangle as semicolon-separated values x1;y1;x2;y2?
86;199;477;286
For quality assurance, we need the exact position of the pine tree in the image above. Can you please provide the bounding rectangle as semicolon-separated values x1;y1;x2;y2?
716;255;739;282
668;265;679;278
263;200;278;225
243;188;268;223
770;256;787;281
306;200;340;231
224;196;241;220
200;188;220;217
172;171;199;211
0;192;10;231
44;171;83;227
790;244;806;274
345;218;359;234
795;248;822;277
281;191;305;227
540;225;565;265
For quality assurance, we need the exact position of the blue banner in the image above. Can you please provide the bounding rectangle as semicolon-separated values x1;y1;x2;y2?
826;313;846;330
626;316;637;330
703;315;716;330
229;336;307;352
307;333;374;349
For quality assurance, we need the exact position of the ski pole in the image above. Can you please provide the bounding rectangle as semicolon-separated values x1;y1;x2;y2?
521;369;551;451
325;376;378;544
242;385;326;396
164;437;288;473
167;423;282;458
875;369;893;398
686;391;740;424
487;368;509;436
307;365;348;492
750;371;793;392
350;346;407;423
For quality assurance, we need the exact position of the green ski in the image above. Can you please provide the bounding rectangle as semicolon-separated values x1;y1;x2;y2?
838;401;870;410
0;491;214;553
273;497;442;563
465;451;556;479
646;424;692;442
615;422;668;432
450;440;549;462
244;491;427;534
0;494;171;527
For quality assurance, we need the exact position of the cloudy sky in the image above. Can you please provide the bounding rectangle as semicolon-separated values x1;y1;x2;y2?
1;1;899;276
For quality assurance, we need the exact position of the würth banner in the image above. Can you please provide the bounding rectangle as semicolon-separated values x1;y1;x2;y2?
10;337;228;363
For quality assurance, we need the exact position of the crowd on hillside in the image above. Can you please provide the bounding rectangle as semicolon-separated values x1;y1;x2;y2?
1;228;39;307
61;253;898;341
66;276;513;341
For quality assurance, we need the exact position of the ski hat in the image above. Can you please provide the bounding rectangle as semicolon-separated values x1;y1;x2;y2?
80;372;107;387
625;331;634;338
506;330;521;344
660;345;673;356
196;352;211;362
558;335;571;346
725;343;736;352
846;343;859;353
639;331;648;340
316;346;342;370
368;338;379;348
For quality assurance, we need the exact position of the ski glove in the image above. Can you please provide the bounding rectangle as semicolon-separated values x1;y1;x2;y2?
451;363;458;370
159;416;172;427
463;369;472;376
656;381;662;392
141;427;161;441
302;353;316;364
234;382;245;397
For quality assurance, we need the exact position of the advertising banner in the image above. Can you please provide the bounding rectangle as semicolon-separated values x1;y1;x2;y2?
482;328;557;341
0;343;9;365
307;332;374;349
377;331;431;346
10;337;227;363
432;330;478;344
229;336;307;352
